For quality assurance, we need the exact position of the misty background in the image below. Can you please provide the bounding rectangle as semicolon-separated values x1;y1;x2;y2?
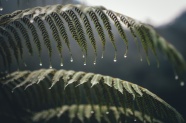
0;0;186;120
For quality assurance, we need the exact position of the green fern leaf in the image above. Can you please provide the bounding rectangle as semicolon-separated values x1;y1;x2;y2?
21;17;42;65
50;12;72;60
13;21;33;56
34;16;53;67
0;3;185;83
45;15;64;66
0;27;20;66
106;10;128;58
88;9;106;58
0;37;12;70
1;69;184;123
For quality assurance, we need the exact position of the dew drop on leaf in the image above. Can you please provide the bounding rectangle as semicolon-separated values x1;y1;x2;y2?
124;55;127;58
60;63;63;66
24;62;27;67
106;111;109;114
101;52;104;59
41;17;45;20
30;19;34;23
180;81;184;86
70;57;73;62
49;65;52;69
175;75;179;80
0;7;3;11
90;110;94;114
93;61;96;65
113;57;117;62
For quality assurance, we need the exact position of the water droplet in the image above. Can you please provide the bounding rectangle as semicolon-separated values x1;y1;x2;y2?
84;63;86;66
124;55;127;58
24;62;27;67
134;118;137;122
41;16;45;20
175;75;179;80
30;19;34;23
49;65;52;69
90;110;94;114
93;61;96;65
106;111;109;114
180;81;184;86
39;63;42;66
113;58;117;62
82;54;85;58
0;7;3;11
101;52;104;59
60;63;63;66
70;57;73;62
11;90;14;93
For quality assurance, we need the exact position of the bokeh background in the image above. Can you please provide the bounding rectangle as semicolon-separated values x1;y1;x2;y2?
0;0;186;120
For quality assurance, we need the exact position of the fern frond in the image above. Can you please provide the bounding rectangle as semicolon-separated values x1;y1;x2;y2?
21;17;42;65
0;69;184;123
75;7;97;63
32;104;163;123
5;24;23;60
33;16;53;67
65;7;88;59
88;9;106;58
50;12;72;60
0;37;12;70
106;10;128;58
12;20;33;56
0;27;20;66
0;4;185;81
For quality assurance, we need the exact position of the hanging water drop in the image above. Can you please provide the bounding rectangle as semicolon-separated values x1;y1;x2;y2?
30;19;34;23
24;62;27;67
124;55;127;58
134;118;137;122
39;62;42;66
41;16;45;20
93;61;96;65
106;111;109;114
70;57;73;62
60;62;63;66
82;54;85;58
140;57;143;62
180;81;184;86
0;7;3;11
49;65;52;69
90;110;94;114
113;56;117;62
84;62;86;66
101;52;104;59
175;75;179;80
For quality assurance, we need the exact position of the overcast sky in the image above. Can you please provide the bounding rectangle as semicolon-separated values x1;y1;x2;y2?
84;0;186;26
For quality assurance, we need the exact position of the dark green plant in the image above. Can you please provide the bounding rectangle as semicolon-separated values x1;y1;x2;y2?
0;4;185;123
